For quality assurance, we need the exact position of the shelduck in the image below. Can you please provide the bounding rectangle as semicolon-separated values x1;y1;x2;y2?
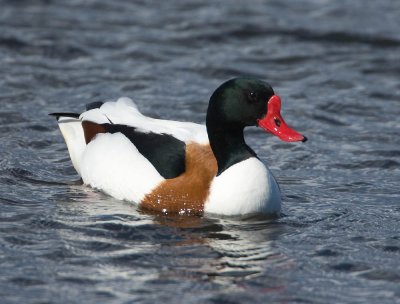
51;78;306;216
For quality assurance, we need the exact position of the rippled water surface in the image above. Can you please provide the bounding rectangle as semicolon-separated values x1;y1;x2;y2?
1;0;400;303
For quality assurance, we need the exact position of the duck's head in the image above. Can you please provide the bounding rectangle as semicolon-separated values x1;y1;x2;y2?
207;77;306;142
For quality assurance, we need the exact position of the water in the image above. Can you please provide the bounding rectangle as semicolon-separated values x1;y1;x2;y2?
0;0;399;303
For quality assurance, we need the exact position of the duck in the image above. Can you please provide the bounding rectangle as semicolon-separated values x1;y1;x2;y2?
50;78;306;216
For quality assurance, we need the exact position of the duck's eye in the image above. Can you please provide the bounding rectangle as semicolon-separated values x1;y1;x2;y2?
274;117;281;127
248;92;257;101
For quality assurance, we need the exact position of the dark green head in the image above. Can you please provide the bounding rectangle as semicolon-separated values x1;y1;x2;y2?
206;77;275;129
206;77;306;174
207;77;306;142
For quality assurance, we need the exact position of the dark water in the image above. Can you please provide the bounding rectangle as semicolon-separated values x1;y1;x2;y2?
1;0;399;303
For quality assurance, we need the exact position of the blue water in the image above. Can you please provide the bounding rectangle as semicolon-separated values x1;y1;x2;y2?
0;1;399;303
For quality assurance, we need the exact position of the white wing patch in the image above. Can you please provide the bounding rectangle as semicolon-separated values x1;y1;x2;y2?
80;132;164;203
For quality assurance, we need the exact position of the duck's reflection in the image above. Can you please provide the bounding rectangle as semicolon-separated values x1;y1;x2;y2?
150;211;290;290
55;188;291;293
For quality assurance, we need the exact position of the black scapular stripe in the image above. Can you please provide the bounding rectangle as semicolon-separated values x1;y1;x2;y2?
86;101;104;111
103;124;186;179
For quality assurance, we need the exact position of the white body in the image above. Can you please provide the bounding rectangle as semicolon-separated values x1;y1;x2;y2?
57;97;281;215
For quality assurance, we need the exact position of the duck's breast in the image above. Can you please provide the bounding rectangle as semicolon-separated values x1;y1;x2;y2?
204;157;281;216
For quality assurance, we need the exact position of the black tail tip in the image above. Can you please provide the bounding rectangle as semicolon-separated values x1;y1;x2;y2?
48;112;80;120
49;113;60;120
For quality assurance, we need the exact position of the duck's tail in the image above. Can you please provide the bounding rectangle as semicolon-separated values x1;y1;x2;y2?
49;112;85;176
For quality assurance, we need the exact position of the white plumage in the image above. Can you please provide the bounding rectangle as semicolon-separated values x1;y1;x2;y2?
80;132;164;202
204;158;281;215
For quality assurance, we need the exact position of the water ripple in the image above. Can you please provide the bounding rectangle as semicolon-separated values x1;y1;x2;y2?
1;0;399;303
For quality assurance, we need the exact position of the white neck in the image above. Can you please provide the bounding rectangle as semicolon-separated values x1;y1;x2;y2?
204;157;281;216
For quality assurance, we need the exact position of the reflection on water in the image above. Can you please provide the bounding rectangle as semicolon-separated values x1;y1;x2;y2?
47;191;293;302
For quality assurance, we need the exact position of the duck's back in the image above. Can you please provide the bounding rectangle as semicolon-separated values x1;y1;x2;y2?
81;97;208;144
53;97;210;204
